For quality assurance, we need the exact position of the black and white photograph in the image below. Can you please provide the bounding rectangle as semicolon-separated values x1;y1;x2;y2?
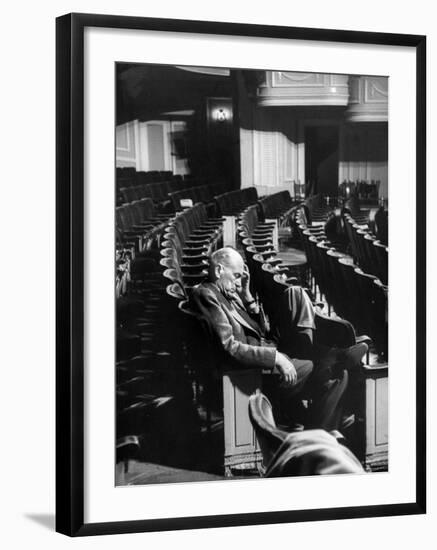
115;63;389;486
2;0;434;545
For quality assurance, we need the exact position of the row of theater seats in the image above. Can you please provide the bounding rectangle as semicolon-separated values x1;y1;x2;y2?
116;203;227;472
343;196;371;224
116;197;172;255
117;168;188;207
168;181;229;214
300;194;339;225
240;202;309;279
296;206;388;360
235;199;375;467
343;212;388;284
117;168;175;187
369;205;388;246
258;190;296;222
119;177;190;207
339;180;381;201
238;204;312;334
215;187;259;216
160;203;223;290
160;205;227;436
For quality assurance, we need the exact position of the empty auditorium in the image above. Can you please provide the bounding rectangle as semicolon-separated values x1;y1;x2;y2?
115;63;389;485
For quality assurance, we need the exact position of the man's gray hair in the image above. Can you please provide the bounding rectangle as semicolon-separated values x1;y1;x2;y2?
209;247;242;278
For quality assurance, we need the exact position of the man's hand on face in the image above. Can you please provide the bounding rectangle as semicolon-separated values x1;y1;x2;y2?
240;263;252;302
275;352;298;385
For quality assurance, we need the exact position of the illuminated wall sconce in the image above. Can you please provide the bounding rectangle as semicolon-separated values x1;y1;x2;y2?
216;108;227;122
213;106;231;123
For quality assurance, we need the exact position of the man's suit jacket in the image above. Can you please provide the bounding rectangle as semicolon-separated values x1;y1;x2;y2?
190;282;276;370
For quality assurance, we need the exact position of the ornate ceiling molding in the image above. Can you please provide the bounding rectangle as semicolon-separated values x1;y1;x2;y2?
253;72;388;120
346;76;388;122
256;72;349;107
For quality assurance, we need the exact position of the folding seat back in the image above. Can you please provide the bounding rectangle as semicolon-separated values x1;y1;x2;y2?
375;207;388;245
179;208;194;234
196;203;209;224
250;253;269;301
326;249;348;317
166;221;187;247
184;187;196;203
343;214;358;260
150;182;165;202
307;236;323;287
132;185;144;200
257;192;276;219
244;187;258;208
373;241;388;285
300;230;312;262
315;241;333;302
124;204;138;228
116;206;130;232
337;257;360;328
214;193;225;216
349;223;365;266
135;171;149;186
314;310;357;349
117;175;136;189
134;186;144;202
125;185;135;201
198;186;210;202
137;197;156;221
231;191;241;213
354;267;379;339
259;264;291;335
167;179;179;193
363;233;378;275
223;193;233;215
168;190;183;211
129;201;144;226
119;187;131;204
355;228;370;269
159;180;170;196
372;278;388;359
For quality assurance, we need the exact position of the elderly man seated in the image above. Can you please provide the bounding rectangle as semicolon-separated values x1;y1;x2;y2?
190;247;366;432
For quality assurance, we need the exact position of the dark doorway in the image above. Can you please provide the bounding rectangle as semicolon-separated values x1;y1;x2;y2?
305;126;339;196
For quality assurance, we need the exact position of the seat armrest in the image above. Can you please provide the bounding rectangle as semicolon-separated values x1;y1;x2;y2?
356;334;372;346
360;363;388;377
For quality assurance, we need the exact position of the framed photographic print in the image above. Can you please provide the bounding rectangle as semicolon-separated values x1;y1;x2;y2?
56;12;426;536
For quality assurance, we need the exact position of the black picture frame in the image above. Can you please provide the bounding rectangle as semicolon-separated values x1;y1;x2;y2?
56;12;426;537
